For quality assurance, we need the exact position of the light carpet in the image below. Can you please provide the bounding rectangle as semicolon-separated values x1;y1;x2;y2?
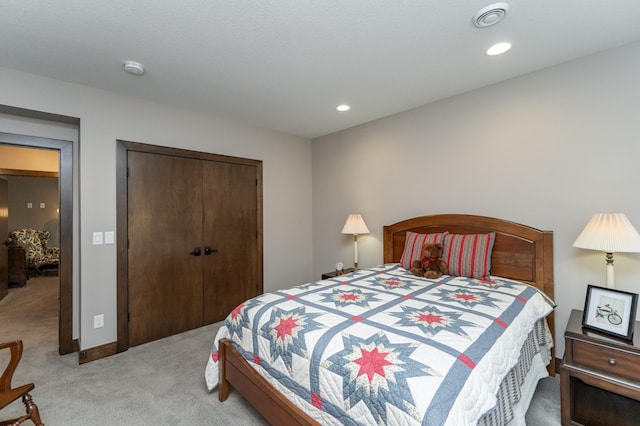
0;276;560;425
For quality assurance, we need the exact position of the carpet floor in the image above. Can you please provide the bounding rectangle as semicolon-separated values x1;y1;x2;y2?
0;276;561;425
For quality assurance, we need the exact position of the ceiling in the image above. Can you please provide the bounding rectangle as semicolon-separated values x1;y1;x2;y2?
2;1;640;139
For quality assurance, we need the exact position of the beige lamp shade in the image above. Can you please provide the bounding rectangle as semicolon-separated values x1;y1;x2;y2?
341;214;370;235
573;213;640;288
573;214;640;253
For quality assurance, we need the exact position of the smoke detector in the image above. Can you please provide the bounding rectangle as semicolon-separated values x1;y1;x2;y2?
124;60;145;76
473;3;510;28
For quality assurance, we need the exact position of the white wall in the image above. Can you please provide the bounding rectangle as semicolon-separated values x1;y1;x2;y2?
7;176;60;246
0;67;313;350
312;41;640;357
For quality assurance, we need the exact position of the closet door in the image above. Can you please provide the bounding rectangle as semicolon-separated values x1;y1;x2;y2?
202;160;260;324
127;151;204;346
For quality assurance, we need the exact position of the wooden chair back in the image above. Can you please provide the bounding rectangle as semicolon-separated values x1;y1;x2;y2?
0;340;43;425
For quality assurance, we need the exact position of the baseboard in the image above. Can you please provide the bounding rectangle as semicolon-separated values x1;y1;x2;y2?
78;341;118;364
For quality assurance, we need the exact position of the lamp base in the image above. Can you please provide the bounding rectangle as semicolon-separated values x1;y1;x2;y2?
606;254;615;288
353;234;359;271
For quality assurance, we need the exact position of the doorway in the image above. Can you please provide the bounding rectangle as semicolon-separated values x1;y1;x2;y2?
0;130;75;355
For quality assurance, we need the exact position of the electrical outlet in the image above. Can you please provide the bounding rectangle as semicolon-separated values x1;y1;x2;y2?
93;314;104;328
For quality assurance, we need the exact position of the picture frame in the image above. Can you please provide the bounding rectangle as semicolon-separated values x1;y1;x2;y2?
582;284;638;340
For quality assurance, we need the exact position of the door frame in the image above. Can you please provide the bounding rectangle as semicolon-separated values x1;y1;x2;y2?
0;127;75;355
116;140;263;352
0;179;7;301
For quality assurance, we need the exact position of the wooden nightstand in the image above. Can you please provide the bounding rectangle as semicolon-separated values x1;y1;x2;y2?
321;268;355;280
560;309;640;425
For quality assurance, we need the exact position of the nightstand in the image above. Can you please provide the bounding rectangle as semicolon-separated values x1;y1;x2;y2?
321;268;355;280
560;309;640;425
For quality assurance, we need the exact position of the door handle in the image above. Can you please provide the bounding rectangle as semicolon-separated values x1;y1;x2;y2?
204;246;218;255
191;247;202;256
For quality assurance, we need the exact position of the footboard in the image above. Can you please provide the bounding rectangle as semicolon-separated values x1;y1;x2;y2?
218;338;317;425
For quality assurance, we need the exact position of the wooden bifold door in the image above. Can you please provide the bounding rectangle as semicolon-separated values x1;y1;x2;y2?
126;148;262;347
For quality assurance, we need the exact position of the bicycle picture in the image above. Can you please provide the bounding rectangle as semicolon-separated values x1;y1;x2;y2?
595;303;623;325
583;285;637;340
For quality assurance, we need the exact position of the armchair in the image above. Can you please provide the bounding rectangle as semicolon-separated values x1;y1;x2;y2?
5;229;59;277
0;340;44;425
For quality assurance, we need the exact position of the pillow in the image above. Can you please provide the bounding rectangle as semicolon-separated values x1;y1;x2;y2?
399;231;448;270
443;233;496;279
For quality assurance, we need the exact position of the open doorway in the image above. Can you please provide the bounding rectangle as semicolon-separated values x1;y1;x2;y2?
1;164;60;355
0;124;75;355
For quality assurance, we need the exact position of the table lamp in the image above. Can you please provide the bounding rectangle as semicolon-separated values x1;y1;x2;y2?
341;214;369;270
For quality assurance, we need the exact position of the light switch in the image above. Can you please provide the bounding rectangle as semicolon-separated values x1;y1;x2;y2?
105;231;115;244
27;203;32;209
93;232;103;245
40;203;46;208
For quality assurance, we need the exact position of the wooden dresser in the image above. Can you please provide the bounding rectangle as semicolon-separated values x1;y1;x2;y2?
0;245;7;301
8;246;27;287
560;309;640;425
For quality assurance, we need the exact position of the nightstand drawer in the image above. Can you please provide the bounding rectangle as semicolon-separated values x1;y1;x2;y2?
572;340;640;382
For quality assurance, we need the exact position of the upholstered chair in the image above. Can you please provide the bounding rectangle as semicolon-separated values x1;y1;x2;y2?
5;229;60;276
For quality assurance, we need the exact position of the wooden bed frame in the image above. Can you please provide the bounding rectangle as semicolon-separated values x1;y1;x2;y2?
218;214;555;425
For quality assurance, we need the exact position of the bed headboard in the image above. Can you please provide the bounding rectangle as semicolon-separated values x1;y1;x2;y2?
383;214;555;373
383;214;553;293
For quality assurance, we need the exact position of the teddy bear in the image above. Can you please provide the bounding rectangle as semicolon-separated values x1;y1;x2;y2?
410;243;449;279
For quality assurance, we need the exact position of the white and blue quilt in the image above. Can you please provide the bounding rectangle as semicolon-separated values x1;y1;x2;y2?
205;264;553;426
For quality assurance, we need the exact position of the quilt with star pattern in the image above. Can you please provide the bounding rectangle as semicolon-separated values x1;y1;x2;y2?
205;264;554;426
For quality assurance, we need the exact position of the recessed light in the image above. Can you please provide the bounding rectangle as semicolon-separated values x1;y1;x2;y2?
486;42;511;56
336;104;350;112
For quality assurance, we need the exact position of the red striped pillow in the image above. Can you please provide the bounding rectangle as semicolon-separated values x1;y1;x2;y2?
443;233;496;279
399;231;448;270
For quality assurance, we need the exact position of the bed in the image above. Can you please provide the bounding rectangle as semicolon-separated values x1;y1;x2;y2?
205;214;555;425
